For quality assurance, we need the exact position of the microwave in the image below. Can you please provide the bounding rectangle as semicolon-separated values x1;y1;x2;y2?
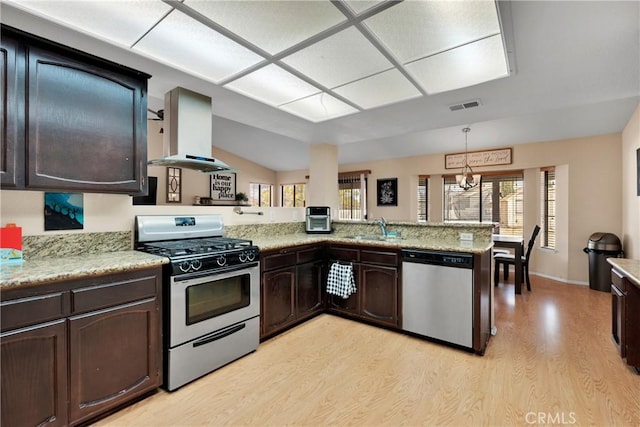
305;206;331;234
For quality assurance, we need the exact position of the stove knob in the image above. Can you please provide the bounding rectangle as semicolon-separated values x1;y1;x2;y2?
239;252;248;262
191;259;202;271
216;255;227;267
246;251;256;262
178;261;191;273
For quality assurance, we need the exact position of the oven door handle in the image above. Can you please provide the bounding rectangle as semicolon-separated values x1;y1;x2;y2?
192;323;246;347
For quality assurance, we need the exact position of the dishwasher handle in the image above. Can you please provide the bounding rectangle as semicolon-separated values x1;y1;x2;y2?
401;249;473;268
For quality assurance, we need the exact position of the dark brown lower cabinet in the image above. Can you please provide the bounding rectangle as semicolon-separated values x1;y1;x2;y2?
625;278;640;370
1;320;68;427
260;246;325;339
360;264;398;327
261;267;296;337
0;267;162;426
68;298;159;425
326;245;400;328
296;260;324;320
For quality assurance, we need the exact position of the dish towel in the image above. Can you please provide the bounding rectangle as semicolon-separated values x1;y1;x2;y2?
326;262;356;299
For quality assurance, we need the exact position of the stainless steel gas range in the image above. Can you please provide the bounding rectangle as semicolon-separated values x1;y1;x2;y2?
135;214;259;391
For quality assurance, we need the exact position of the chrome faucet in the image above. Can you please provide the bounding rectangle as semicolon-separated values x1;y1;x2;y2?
375;217;387;236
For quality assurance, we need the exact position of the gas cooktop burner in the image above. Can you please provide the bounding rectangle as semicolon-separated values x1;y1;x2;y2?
142;237;255;258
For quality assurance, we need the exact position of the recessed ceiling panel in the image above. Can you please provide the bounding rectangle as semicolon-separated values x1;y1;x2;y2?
281;27;393;89
6;0;172;46
364;0;502;63
334;69;421;109
280;93;358;122
225;64;320;106
406;35;509;95
185;0;346;55
344;1;385;15
134;9;264;84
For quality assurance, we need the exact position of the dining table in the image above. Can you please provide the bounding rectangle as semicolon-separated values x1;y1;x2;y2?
492;234;526;294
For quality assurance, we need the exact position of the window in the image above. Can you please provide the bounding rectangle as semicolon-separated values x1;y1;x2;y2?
418;175;429;222
540;167;556;249
338;171;368;220
443;172;524;236
249;183;272;207
280;183;305;207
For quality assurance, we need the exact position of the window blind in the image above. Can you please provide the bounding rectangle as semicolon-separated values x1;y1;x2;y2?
540;167;556;248
418;175;429;222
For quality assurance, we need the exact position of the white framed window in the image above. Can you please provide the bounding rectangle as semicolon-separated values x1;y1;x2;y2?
443;172;524;236
338;171;368;220
249;183;272;207
418;175;429;222
281;183;305;207
540;167;556;249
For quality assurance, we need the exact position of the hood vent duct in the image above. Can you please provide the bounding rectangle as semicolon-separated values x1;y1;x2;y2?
148;87;234;173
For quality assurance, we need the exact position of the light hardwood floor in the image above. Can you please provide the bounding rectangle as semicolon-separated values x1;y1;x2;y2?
95;276;640;427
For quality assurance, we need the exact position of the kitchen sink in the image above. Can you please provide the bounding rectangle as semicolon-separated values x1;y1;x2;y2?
344;234;404;242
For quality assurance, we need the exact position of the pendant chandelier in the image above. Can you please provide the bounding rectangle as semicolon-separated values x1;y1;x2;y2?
456;127;481;191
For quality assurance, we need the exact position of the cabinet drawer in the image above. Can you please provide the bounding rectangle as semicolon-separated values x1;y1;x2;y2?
361;249;398;267
71;275;157;314
327;247;359;263
262;252;297;271
611;269;626;293
1;292;69;332
297;247;324;264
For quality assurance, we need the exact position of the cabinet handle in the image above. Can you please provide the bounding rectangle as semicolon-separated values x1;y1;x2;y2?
612;285;624;297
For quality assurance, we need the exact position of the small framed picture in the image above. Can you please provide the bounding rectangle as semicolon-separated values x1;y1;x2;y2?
210;172;236;201
377;178;397;206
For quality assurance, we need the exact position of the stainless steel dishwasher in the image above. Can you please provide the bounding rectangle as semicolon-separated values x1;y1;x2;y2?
401;249;474;348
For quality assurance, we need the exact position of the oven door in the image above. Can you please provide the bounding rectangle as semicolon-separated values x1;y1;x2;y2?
169;262;259;348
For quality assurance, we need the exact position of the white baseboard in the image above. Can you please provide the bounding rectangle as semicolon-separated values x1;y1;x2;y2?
529;271;589;287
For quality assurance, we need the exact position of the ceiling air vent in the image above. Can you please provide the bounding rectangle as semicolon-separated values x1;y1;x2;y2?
449;99;481;112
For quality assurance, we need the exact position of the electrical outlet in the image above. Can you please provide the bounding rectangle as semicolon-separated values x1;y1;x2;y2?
460;232;473;241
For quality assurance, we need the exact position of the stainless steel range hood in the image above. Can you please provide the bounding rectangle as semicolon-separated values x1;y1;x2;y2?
148;87;234;173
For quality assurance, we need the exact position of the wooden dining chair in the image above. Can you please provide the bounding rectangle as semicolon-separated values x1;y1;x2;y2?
494;225;541;291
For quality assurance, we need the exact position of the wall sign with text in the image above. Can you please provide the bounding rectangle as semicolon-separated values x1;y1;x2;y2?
210;173;236;201
445;148;512;169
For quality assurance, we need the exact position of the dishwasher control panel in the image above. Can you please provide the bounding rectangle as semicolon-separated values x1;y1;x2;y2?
401;249;473;268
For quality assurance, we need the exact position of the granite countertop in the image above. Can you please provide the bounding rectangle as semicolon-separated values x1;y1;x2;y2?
0;251;169;289
1;232;491;290
607;258;640;288
252;233;493;254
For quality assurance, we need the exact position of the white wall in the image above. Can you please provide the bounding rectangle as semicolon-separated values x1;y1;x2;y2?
621;103;640;259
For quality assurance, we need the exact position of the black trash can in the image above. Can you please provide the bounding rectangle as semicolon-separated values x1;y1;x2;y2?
583;232;623;292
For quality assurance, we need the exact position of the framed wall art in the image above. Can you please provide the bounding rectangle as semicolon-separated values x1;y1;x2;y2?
44;192;84;230
210;172;236;201
377;178;397;206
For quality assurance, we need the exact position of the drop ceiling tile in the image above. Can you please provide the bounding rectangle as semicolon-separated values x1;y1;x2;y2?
185;0;346;55
343;1;385;15
6;0;172;46
333;69;421;109
225;64;320;106
281;27;393;89
133;9;264;84
406;35;509;95
364;0;502;63
280;93;358;122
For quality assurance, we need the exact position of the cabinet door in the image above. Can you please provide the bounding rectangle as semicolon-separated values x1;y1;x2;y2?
1;320;68;427
68;298;159;425
326;263;360;316
296;260;323;320
25;45;147;194
626;281;640;369
0;34;25;188
261;267;296;338
360;264;398;327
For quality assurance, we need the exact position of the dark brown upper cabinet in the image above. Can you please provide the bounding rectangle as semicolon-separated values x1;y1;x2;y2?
0;25;150;195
